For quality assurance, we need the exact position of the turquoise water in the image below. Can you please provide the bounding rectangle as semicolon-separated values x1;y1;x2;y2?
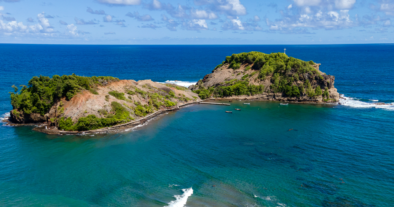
1;102;393;206
0;45;394;206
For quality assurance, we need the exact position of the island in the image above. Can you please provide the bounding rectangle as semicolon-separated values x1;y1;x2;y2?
190;51;340;103
8;75;201;134
7;51;341;134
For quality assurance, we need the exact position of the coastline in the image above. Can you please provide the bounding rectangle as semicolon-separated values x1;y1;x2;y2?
4;98;337;135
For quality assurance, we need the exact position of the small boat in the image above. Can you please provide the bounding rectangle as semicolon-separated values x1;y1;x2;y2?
280;103;289;106
235;108;241;111
244;103;250;105
225;111;233;113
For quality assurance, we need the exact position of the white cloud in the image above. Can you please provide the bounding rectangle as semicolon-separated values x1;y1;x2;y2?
293;0;321;7
334;0;356;9
254;15;260;21
152;0;161;9
194;0;246;16
381;2;394;15
104;15;112;22
97;0;141;5
191;9;217;19
384;19;391;25
183;19;208;30
0;6;4;11
67;24;77;36
288;4;293;9
222;17;244;30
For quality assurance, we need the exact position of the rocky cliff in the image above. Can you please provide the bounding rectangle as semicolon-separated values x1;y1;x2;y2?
190;51;339;103
9;75;200;131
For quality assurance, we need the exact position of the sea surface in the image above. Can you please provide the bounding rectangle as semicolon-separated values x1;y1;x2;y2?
0;44;393;206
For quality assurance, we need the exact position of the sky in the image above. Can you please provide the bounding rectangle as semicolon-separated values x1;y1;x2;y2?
0;0;393;44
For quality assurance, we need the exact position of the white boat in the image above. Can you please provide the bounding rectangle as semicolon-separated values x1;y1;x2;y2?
244;103;250;105
280;103;288;106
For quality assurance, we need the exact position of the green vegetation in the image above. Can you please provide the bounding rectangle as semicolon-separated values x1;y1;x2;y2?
164;100;176;107
9;74;118;116
58;101;133;131
165;84;187;91
108;91;126;100
193;51;326;99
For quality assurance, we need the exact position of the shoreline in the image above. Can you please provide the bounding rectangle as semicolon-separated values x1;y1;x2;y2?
3;98;339;135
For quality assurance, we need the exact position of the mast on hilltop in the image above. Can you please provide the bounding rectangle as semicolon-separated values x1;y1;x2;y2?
284;48;286;55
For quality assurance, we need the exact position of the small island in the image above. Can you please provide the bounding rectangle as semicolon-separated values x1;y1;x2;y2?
8;74;201;134
190;51;340;103
7;51;341;134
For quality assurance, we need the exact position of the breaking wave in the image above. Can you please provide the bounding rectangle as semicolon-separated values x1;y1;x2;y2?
339;95;394;111
1;112;10;121
164;80;197;88
165;188;193;207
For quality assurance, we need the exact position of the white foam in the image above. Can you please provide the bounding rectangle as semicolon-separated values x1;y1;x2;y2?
169;184;180;188
165;188;193;207
339;95;394;111
164;80;197;88
371;99;379;102
1;112;10;120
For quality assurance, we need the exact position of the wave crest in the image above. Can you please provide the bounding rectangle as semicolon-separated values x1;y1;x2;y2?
164;80;196;88
165;188;193;207
339;95;394;111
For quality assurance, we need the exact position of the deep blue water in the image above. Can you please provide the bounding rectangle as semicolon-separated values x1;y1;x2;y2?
0;45;393;206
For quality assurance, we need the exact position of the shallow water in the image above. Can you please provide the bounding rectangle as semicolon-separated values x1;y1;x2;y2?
0;45;393;206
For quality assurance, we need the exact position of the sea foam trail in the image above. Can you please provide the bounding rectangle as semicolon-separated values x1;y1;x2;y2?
339;95;394;111
165;188;193;207
164;80;197;88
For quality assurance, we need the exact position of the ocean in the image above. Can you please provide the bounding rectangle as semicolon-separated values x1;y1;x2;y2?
0;44;393;206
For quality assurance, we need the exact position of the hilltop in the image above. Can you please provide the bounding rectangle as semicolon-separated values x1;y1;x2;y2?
190;51;339;103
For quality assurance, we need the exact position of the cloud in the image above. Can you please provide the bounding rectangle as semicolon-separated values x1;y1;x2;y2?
87;7;106;15
0;12;54;34
380;1;394;15
140;23;159;29
161;14;179;31
144;0;162;10
27;17;34;22
254;15;260;22
183;19;208;30
191;9;217;19
222;17;244;30
74;17;98;25
59;20;68;25
104;32;115;34
126;12;154;21
293;0;321;7
0;6;3;11
37;13;54;32
194;0;246;16
96;0;141;6
103;15;112;22
67;24;77;35
334;0;356;9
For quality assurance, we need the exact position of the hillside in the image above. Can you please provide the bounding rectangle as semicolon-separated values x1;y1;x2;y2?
190;52;339;103
9;74;200;132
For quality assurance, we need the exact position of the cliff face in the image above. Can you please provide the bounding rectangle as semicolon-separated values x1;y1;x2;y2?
10;79;200;130
190;52;339;103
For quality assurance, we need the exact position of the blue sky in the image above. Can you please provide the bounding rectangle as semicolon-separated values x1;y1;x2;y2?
0;0;393;44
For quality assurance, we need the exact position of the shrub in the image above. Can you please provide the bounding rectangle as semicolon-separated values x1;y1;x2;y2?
89;88;99;95
315;86;322;96
108;91;126;100
164;100;176;107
